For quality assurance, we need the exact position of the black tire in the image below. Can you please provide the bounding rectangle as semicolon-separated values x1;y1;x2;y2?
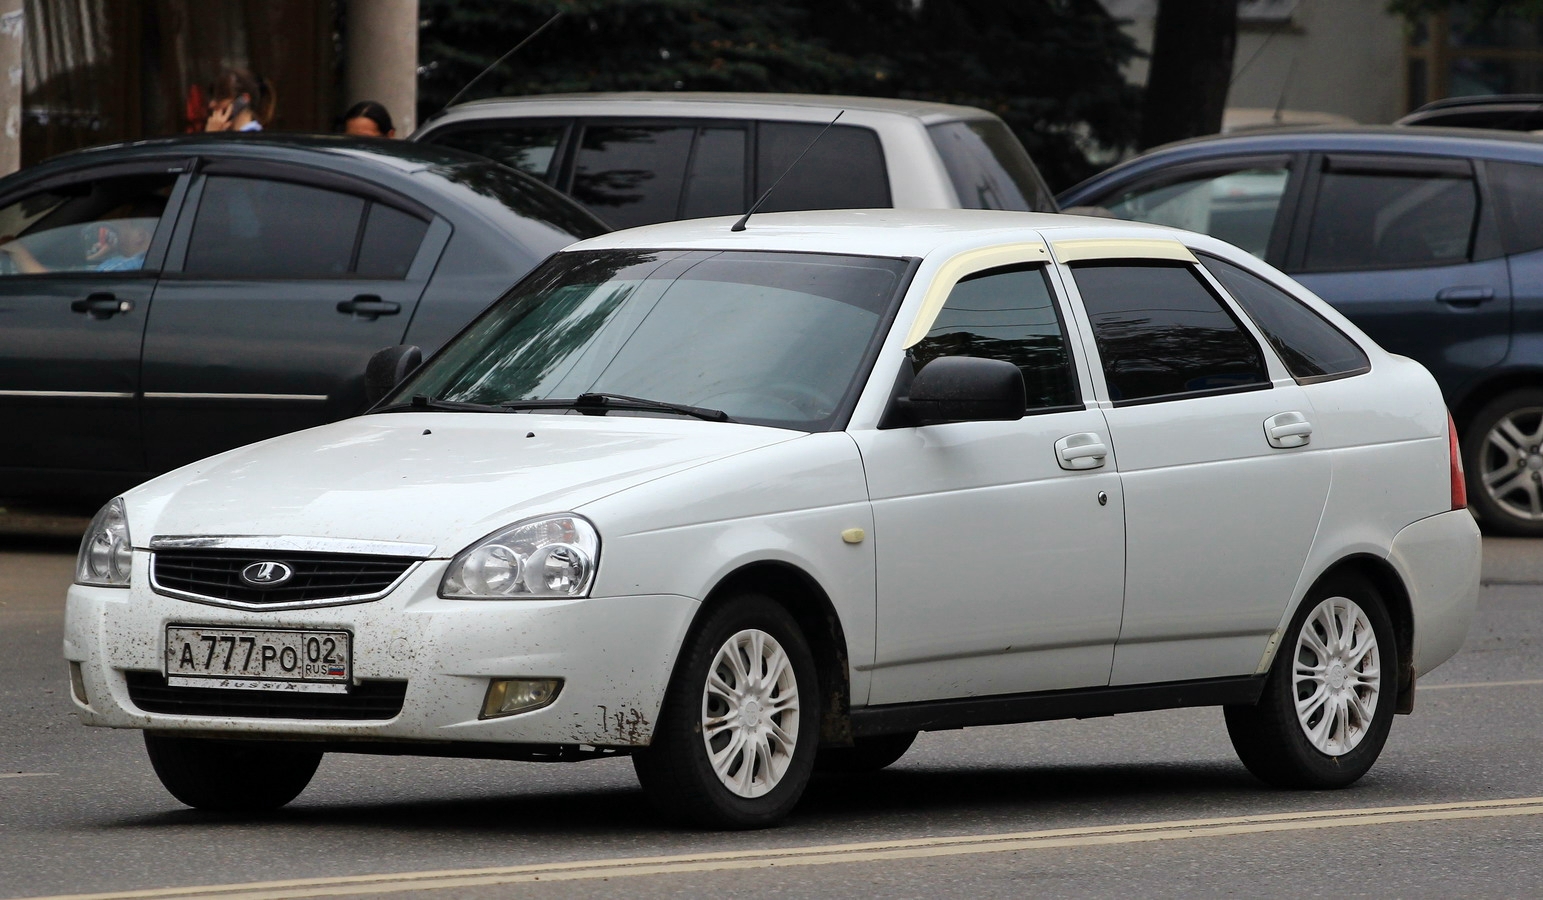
1225;572;1398;789
144;733;322;811
633;593;821;829
815;731;917;774
1462;388;1543;536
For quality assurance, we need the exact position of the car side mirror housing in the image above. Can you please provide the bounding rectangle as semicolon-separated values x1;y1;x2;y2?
899;356;1025;426
364;344;422;407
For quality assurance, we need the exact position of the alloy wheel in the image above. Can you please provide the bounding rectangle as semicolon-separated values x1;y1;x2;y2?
1292;596;1382;756
700;628;801;799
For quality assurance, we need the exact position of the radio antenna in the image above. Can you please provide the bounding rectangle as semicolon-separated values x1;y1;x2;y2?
731;110;844;232
437;11;564;116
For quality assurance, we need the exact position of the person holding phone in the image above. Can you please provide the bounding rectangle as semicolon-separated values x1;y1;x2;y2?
204;68;274;132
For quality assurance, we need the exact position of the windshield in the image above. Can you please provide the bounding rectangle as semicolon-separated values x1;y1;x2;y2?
388;249;912;430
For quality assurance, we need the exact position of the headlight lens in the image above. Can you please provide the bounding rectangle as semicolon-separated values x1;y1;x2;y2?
75;498;133;587
441;514;598;599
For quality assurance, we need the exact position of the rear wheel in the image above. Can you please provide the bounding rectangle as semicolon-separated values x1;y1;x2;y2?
816;732;917;774
1464;389;1543;536
144;733;321;811
1225;572;1397;789
633;593;820;829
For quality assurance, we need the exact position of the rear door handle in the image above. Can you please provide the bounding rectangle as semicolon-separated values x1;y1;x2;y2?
70;292;133;319
1265;411;1313;448
336;295;401;319
1056;432;1109;470
1436;286;1495;307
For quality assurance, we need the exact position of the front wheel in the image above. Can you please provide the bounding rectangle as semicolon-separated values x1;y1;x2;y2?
1225;572;1397;789
633;593;820;829
144;733;322;811
1463;389;1543;536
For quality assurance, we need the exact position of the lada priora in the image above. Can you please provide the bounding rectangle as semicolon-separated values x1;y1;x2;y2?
63;210;1480;829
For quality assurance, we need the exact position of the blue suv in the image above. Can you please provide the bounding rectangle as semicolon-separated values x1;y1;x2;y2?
1061;126;1543;536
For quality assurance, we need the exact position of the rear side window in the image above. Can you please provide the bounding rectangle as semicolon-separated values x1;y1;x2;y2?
1070;262;1269;404
1302;162;1477;271
928;120;1055;212
911;264;1079;411
356;204;430;279
571;123;696;229
1487;160;1543;255
682;127;748;219
426;121;568;180
755;122;890;212
1200;254;1369;382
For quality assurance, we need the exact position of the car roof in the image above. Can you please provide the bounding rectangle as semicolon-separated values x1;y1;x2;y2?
39;132;487;175
566;208;1203;260
424;92;1002;126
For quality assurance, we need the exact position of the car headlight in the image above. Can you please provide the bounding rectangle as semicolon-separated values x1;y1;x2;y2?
440;514;599;599
76;497;133;587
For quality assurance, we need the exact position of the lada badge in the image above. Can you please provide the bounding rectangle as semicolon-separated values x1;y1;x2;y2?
241;561;295;588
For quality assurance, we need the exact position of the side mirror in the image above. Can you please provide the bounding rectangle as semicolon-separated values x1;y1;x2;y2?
902;356;1025;426
364;344;422;407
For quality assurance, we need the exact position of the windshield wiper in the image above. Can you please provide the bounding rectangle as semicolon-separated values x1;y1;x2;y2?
500;392;731;422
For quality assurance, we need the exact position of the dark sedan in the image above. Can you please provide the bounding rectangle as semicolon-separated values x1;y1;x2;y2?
1060;126;1543;536
0;134;605;501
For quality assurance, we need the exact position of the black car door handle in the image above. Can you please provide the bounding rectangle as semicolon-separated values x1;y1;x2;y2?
70;293;133;319
336;295;401;319
1436;286;1495;307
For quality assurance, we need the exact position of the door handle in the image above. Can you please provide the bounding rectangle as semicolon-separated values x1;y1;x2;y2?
1435;286;1495;307
336;295;401;319
1264;411;1313;448
70;292;133;319
1056;432;1109;470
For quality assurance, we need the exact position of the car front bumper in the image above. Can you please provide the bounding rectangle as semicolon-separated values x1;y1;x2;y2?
62;553;699;748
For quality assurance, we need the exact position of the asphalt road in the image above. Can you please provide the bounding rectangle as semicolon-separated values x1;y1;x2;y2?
2;530;1540;899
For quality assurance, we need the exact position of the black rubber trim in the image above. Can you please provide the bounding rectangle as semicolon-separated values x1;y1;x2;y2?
849;675;1266;738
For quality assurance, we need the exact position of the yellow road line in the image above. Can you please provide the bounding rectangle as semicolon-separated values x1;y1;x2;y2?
1421;678;1543;691
20;796;1543;900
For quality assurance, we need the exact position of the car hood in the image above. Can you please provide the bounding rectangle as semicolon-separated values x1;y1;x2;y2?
125;413;804;555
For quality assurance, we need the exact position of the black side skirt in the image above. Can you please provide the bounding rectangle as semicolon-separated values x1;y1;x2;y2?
850;675;1266;738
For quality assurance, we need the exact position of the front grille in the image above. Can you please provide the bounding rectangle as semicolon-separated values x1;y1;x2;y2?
151;549;418;608
125;671;407;720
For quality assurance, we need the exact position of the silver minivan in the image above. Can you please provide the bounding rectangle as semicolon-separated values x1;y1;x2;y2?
411;92;1057;229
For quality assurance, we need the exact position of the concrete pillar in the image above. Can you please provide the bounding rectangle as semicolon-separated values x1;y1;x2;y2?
0;0;22;174
345;0;418;136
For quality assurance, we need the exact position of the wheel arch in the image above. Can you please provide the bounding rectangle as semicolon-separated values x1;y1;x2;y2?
695;560;854;746
1306;553;1417;714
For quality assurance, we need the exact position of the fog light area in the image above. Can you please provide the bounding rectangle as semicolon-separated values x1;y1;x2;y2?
480;677;562;719
69;662;88;706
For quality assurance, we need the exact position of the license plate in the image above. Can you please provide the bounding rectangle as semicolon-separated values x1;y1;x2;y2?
165;626;352;694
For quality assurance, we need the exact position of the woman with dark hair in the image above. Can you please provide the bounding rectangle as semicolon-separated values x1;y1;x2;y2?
205;68;275;132
341;101;395;138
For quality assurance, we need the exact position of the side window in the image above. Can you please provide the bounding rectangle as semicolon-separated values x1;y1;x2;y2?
1099;166;1288;259
571;123;696;229
911;264;1079;412
682;126;748;219
356;203;431;279
1070;262;1269;404
927;119;1056;212
425;121;568;180
1200;254;1369;382
755;122;890;213
1302;163;1477;271
0;173;175;276
1486;161;1543;255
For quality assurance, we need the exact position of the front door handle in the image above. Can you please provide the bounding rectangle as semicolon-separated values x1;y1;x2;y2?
1436;286;1495;307
70;292;133;319
1056;432;1109;470
336;295;401;320
1265;411;1313;448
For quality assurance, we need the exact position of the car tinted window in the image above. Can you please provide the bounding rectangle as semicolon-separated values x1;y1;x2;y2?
1200;254;1369;382
356;203;430;279
911;264;1078;411
440;163;606;240
1303;168;1476;271
186;176;364;278
1071;262;1269;404
571;123;695;229
425;121;567;180
1486;160;1543;255
755;122;890;212
928;120;1055;212
0;173;175;276
1099;167;1288;259
682;126;748;219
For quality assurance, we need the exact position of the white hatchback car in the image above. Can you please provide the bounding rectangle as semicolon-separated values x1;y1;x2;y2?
64;210;1479;829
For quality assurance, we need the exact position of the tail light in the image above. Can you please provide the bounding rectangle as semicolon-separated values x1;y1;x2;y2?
1449;411;1467;511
